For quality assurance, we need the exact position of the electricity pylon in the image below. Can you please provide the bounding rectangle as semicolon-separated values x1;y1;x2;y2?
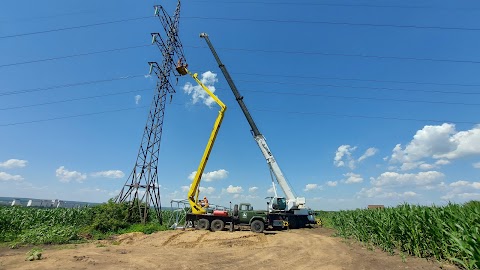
117;1;186;224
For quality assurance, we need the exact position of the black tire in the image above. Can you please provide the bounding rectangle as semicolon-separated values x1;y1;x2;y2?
233;204;239;217
288;217;299;229
210;219;225;232
250;220;265;233
197;218;210;230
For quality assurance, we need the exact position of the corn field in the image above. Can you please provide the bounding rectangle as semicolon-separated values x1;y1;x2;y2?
0;203;172;244
328;201;480;269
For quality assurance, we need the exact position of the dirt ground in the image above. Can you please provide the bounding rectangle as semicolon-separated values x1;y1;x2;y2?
0;227;457;270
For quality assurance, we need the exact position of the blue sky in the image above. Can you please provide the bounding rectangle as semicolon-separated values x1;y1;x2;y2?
1;0;480;210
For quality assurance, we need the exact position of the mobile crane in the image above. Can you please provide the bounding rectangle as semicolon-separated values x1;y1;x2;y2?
177;64;289;232
199;33;315;228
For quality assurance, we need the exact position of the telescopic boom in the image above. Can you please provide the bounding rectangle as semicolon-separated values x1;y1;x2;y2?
200;33;305;211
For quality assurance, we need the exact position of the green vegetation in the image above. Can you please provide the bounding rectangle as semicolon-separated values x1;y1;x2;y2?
25;247;43;261
327;201;480;270
0;200;169;246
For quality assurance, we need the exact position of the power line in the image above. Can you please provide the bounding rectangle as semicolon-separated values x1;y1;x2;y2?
235;79;480;96
183;16;480;32
193;1;432;9
250;108;477;125
0;16;151;39
233;72;480;88
0;44;151;68
0;102;475;127
2;82;475;113
3;42;480;72
187;45;480;65
2;13;480;41
0;10;95;23
0;74;144;96
0;106;148;127
0;88;151;111
242;89;480;106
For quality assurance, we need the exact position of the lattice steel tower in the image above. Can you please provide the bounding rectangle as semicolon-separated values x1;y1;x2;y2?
117;1;186;224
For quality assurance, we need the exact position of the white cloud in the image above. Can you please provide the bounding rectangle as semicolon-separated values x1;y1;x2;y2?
473;162;480;169
403;191;418;197
357;187;418;199
449;180;470;187
267;186;275;194
358;147;378;162
0;172;23;181
183;71;218;107
134;95;141;105
334;145;377;170
343;172;363;184
441;180;480;201
188;169;228;182
304;183;321;192
390;124;480;170
181;186;190;193
418;163;436;170
435;159;450;166
0;159;28;169
226;185;243;194
91;170;125;179
334;145;356;169
179;185;215;196
199;186;216;195
370;171;444;187
249;187;259;193
55;166;87;183
326;181;338;187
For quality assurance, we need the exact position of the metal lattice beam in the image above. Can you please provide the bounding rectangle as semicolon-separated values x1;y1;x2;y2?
117;1;186;224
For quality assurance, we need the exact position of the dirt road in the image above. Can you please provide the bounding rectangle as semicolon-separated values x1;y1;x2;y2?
0;227;456;270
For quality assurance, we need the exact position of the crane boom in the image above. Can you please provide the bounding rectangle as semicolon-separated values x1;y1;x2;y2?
200;33;305;210
184;68;227;215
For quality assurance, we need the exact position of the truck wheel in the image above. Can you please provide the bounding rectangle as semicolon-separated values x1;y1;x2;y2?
250;220;264;233
210;219;225;232
288;218;298;229
197;218;210;230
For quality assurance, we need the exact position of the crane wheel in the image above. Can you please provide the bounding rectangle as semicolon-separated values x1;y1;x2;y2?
197;218;210;230
288;218;299;229
210;219;225;232
250;220;265;233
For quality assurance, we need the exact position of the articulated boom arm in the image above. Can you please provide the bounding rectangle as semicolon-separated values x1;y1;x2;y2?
185;68;227;214
200;33;305;210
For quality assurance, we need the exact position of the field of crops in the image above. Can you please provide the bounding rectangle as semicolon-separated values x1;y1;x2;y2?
323;201;480;270
0;201;169;245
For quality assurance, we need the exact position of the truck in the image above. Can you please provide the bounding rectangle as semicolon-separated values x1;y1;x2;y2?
199;33;316;228
176;64;289;233
187;203;289;233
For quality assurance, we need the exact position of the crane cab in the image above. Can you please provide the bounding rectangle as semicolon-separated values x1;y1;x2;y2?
270;197;287;211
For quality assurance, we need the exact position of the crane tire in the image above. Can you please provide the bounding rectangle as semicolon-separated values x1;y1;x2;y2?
250;220;265;233
210;219;225;232
197;218;210;230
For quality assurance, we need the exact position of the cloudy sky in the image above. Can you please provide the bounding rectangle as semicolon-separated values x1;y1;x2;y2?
1;0;480;210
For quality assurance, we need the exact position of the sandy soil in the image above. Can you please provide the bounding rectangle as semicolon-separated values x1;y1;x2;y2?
0;227;457;270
